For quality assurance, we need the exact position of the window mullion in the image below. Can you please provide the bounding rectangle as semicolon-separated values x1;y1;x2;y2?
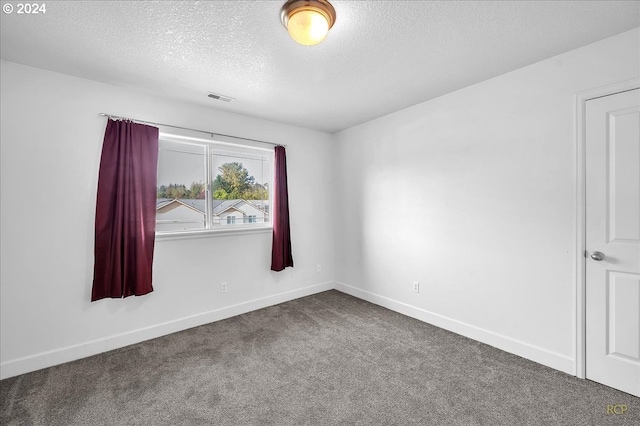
204;144;213;229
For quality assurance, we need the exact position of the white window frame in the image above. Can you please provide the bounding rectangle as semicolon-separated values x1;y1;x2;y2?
155;130;274;240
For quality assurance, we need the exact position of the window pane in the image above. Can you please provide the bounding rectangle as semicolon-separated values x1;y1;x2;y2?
155;136;272;234
156;140;206;232
211;149;270;227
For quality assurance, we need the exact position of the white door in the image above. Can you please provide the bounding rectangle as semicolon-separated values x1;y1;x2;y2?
586;88;640;397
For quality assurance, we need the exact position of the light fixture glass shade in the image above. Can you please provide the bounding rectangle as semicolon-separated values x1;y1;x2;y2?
281;0;336;46
287;9;329;46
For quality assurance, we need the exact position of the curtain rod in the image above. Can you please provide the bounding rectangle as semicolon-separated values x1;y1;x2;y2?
99;113;284;147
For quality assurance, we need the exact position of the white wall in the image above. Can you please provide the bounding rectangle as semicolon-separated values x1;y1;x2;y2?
333;28;640;374
0;60;335;379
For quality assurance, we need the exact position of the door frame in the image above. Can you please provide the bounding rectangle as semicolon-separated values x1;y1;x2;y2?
574;78;640;379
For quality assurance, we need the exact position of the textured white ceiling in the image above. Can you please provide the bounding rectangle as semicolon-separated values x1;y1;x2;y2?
1;1;639;133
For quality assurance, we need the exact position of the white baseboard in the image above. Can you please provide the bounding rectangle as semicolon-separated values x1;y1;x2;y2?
334;282;575;375
0;281;335;380
1;280;575;380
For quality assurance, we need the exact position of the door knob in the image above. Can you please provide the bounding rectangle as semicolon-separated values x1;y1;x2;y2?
590;251;605;261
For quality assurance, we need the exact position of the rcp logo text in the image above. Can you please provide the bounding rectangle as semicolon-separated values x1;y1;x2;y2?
606;404;628;415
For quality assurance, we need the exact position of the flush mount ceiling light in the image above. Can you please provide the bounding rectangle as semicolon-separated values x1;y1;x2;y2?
280;0;336;46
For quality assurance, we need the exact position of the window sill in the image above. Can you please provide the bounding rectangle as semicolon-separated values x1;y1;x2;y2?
155;225;272;241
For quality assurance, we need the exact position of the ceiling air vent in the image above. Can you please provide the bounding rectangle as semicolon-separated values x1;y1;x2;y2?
207;92;234;103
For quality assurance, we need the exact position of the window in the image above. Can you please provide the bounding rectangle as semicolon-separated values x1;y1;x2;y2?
156;133;272;234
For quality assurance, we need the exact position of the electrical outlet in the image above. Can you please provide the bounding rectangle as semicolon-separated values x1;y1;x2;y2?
412;281;420;293
317;264;322;273
221;282;228;293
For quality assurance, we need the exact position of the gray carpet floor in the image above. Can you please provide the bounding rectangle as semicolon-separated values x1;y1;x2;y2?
1;290;638;425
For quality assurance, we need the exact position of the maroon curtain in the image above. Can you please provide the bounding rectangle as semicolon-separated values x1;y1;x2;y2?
92;119;159;301
271;145;294;271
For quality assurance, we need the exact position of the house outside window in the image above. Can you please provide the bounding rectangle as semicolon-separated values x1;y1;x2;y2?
155;133;272;234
